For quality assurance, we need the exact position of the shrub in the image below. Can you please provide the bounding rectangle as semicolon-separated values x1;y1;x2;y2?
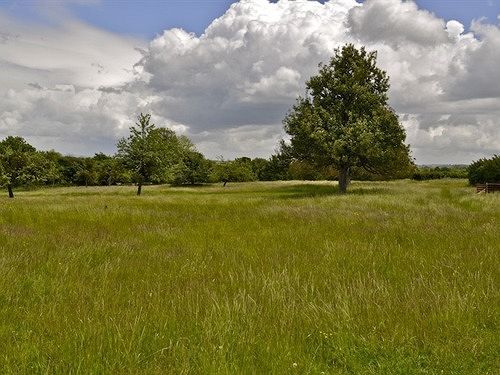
468;155;500;185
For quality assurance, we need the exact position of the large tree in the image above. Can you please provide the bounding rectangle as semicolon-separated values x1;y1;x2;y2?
284;44;412;193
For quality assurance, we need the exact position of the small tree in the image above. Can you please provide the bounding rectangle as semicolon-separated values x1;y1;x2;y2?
0;136;37;198
117;113;192;195
284;44;412;193
210;159;256;186
117;113;160;195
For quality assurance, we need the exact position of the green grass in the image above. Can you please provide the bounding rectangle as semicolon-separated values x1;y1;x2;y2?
0;179;498;374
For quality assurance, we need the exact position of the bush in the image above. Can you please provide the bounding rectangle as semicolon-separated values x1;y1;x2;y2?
468;155;500;185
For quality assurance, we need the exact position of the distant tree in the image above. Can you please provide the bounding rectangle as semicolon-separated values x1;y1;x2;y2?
0;136;38;198
170;151;211;185
284;44;413;193
210;159;256;186
74;158;98;187
249;158;269;180
259;141;293;181
19;151;63;187
117;113;194;195
412;165;467;181
93;153;132;186
149;129;195;184
288;160;321;181
468;155;500;185
58;156;86;185
40;150;64;186
117;113;161;195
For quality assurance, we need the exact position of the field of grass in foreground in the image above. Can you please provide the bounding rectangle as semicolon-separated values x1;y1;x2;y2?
0;179;498;374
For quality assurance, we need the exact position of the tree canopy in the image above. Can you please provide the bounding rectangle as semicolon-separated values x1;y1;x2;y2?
284;44;413;193
0;136;39;198
116;113;208;194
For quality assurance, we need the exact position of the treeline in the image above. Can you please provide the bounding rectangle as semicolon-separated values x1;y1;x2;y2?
0;135;406;192
411;165;468;181
0;118;410;198
1;113;497;197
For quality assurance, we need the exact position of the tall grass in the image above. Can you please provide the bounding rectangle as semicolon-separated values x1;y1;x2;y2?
0;180;498;374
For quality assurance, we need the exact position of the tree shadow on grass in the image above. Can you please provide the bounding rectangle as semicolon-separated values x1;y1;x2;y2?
270;183;390;200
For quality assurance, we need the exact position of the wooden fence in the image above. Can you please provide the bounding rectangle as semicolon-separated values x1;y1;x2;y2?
476;183;500;193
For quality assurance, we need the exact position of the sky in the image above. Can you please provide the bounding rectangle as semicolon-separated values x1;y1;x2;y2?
0;0;499;164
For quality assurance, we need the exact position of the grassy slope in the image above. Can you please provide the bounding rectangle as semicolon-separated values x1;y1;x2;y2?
0;180;498;374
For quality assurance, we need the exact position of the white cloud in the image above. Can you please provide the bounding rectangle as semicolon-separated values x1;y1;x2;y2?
0;12;143;92
446;20;465;41
348;0;450;46
1;0;499;163
444;21;500;100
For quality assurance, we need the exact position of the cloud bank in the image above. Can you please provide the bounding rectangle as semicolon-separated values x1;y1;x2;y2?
1;0;499;163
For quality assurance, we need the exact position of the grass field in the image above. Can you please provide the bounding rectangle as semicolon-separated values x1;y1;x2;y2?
0;179;498;374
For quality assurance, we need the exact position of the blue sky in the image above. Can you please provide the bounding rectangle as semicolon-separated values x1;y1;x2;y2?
1;0;499;38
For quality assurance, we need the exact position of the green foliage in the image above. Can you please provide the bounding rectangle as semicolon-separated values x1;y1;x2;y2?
117;113;161;189
39;151;64;186
0;136;40;196
288;160;322;180
170;151;211;185
247;157;268;180
75;158;99;187
116;113;194;193
93;154;132;186
210;158;257;184
54;154;131;187
468;155;500;185
0;137;36;184
284;44;413;192
0;162;6;187
259;142;293;181
412;165;468;181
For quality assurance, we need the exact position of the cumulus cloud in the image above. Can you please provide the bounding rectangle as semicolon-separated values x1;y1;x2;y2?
348;0;449;46
136;0;356;130
445;21;500;100
1;0;499;164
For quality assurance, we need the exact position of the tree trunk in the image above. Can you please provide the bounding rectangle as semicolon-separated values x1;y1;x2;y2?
338;166;350;194
7;184;14;198
223;180;228;187
137;181;142;196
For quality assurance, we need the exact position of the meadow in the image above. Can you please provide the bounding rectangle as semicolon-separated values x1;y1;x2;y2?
0;179;498;374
